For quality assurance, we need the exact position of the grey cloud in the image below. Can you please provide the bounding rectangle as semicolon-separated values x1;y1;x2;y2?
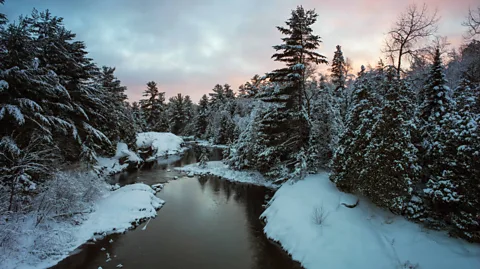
3;0;474;102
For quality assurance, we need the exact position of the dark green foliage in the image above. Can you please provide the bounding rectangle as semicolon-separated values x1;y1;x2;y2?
194;94;209;138
255;6;327;180
140;81;168;132
330;71;380;192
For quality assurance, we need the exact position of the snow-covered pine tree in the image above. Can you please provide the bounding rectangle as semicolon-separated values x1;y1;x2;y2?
214;111;236;145
130;101;146;132
194;94;209;139
256;6;328;180
0;0;6;26
168;93;186;135
238;75;262;98
330;70;380;192
331;45;348;119
360;67;420;215
418;48;453;182
454;78;479;116
140;81;168;132
181;95;196;136
209;84;225;108
419;74;480;241
96;66;135;154
309;79;343;170
28;9;111;162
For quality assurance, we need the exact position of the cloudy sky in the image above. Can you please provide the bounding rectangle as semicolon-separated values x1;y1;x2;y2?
3;0;477;102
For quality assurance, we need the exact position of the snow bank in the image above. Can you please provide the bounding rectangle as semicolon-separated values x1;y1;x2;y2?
261;172;480;269
176;161;275;188
79;183;164;236
136;132;186;158
191;139;229;149
95;142;141;175
1;183;163;269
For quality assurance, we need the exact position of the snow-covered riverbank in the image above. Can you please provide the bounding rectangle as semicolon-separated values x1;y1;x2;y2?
96;132;187;175
261;172;480;269
175;161;276;188
1;183;163;269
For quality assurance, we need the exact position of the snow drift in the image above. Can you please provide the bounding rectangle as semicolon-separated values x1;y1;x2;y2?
261;172;480;269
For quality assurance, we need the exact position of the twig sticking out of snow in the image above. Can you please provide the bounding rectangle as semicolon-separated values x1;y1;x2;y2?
142;218;152;231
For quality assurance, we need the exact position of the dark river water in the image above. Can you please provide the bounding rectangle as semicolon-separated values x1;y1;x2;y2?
51;146;302;269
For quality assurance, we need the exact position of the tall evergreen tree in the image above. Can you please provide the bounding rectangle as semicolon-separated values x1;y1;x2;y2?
140;81;168;132
331;45;347;119
255;6;327;180
181;95;195;136
96;66;134;153
361;68;420;214
194;94;209;138
330;71;380;192
168;93;186;135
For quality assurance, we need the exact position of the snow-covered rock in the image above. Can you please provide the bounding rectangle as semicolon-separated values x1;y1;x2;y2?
261;172;480;269
95;142;141;175
136;132;186;158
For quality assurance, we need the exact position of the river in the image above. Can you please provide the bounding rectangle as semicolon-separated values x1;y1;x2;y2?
51;146;302;269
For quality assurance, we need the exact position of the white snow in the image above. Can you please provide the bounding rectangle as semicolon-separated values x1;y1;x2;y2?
261;172;480;269
1;183;164;269
95;142;140;175
136;132;186;158
191;139;229;149
175;161;276;188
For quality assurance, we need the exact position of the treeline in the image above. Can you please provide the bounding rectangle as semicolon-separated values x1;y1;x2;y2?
217;5;478;242
1;0;480;243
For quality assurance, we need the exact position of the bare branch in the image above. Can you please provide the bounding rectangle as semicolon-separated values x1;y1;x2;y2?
462;6;480;39
382;3;439;75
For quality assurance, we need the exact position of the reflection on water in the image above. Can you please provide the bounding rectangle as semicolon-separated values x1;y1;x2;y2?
52;147;302;269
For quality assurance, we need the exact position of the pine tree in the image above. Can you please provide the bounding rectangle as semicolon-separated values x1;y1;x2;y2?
238;75;262;98
28;9;111;162
360;68;420;214
256;6;327;180
331;45;347;119
131;101;146;132
419;48;452;125
418;48;453;183
309;81;343;170
194;94;209;138
96;66;134;154
181;95;195;136
140;81;168;132
330;71;380;192
209;84;225;108
168;93;186;135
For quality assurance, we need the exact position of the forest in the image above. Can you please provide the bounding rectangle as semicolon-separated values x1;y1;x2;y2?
1;0;480;268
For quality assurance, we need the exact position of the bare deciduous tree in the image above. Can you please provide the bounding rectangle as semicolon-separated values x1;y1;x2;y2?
383;3;439;75
462;6;480;39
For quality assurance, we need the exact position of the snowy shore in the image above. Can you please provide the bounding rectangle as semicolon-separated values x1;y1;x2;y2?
2;183;164;269
175;161;276;188
96;132;187;175
261;172;480;269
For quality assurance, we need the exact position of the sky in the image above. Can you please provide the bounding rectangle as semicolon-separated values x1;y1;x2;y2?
2;0;477;102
